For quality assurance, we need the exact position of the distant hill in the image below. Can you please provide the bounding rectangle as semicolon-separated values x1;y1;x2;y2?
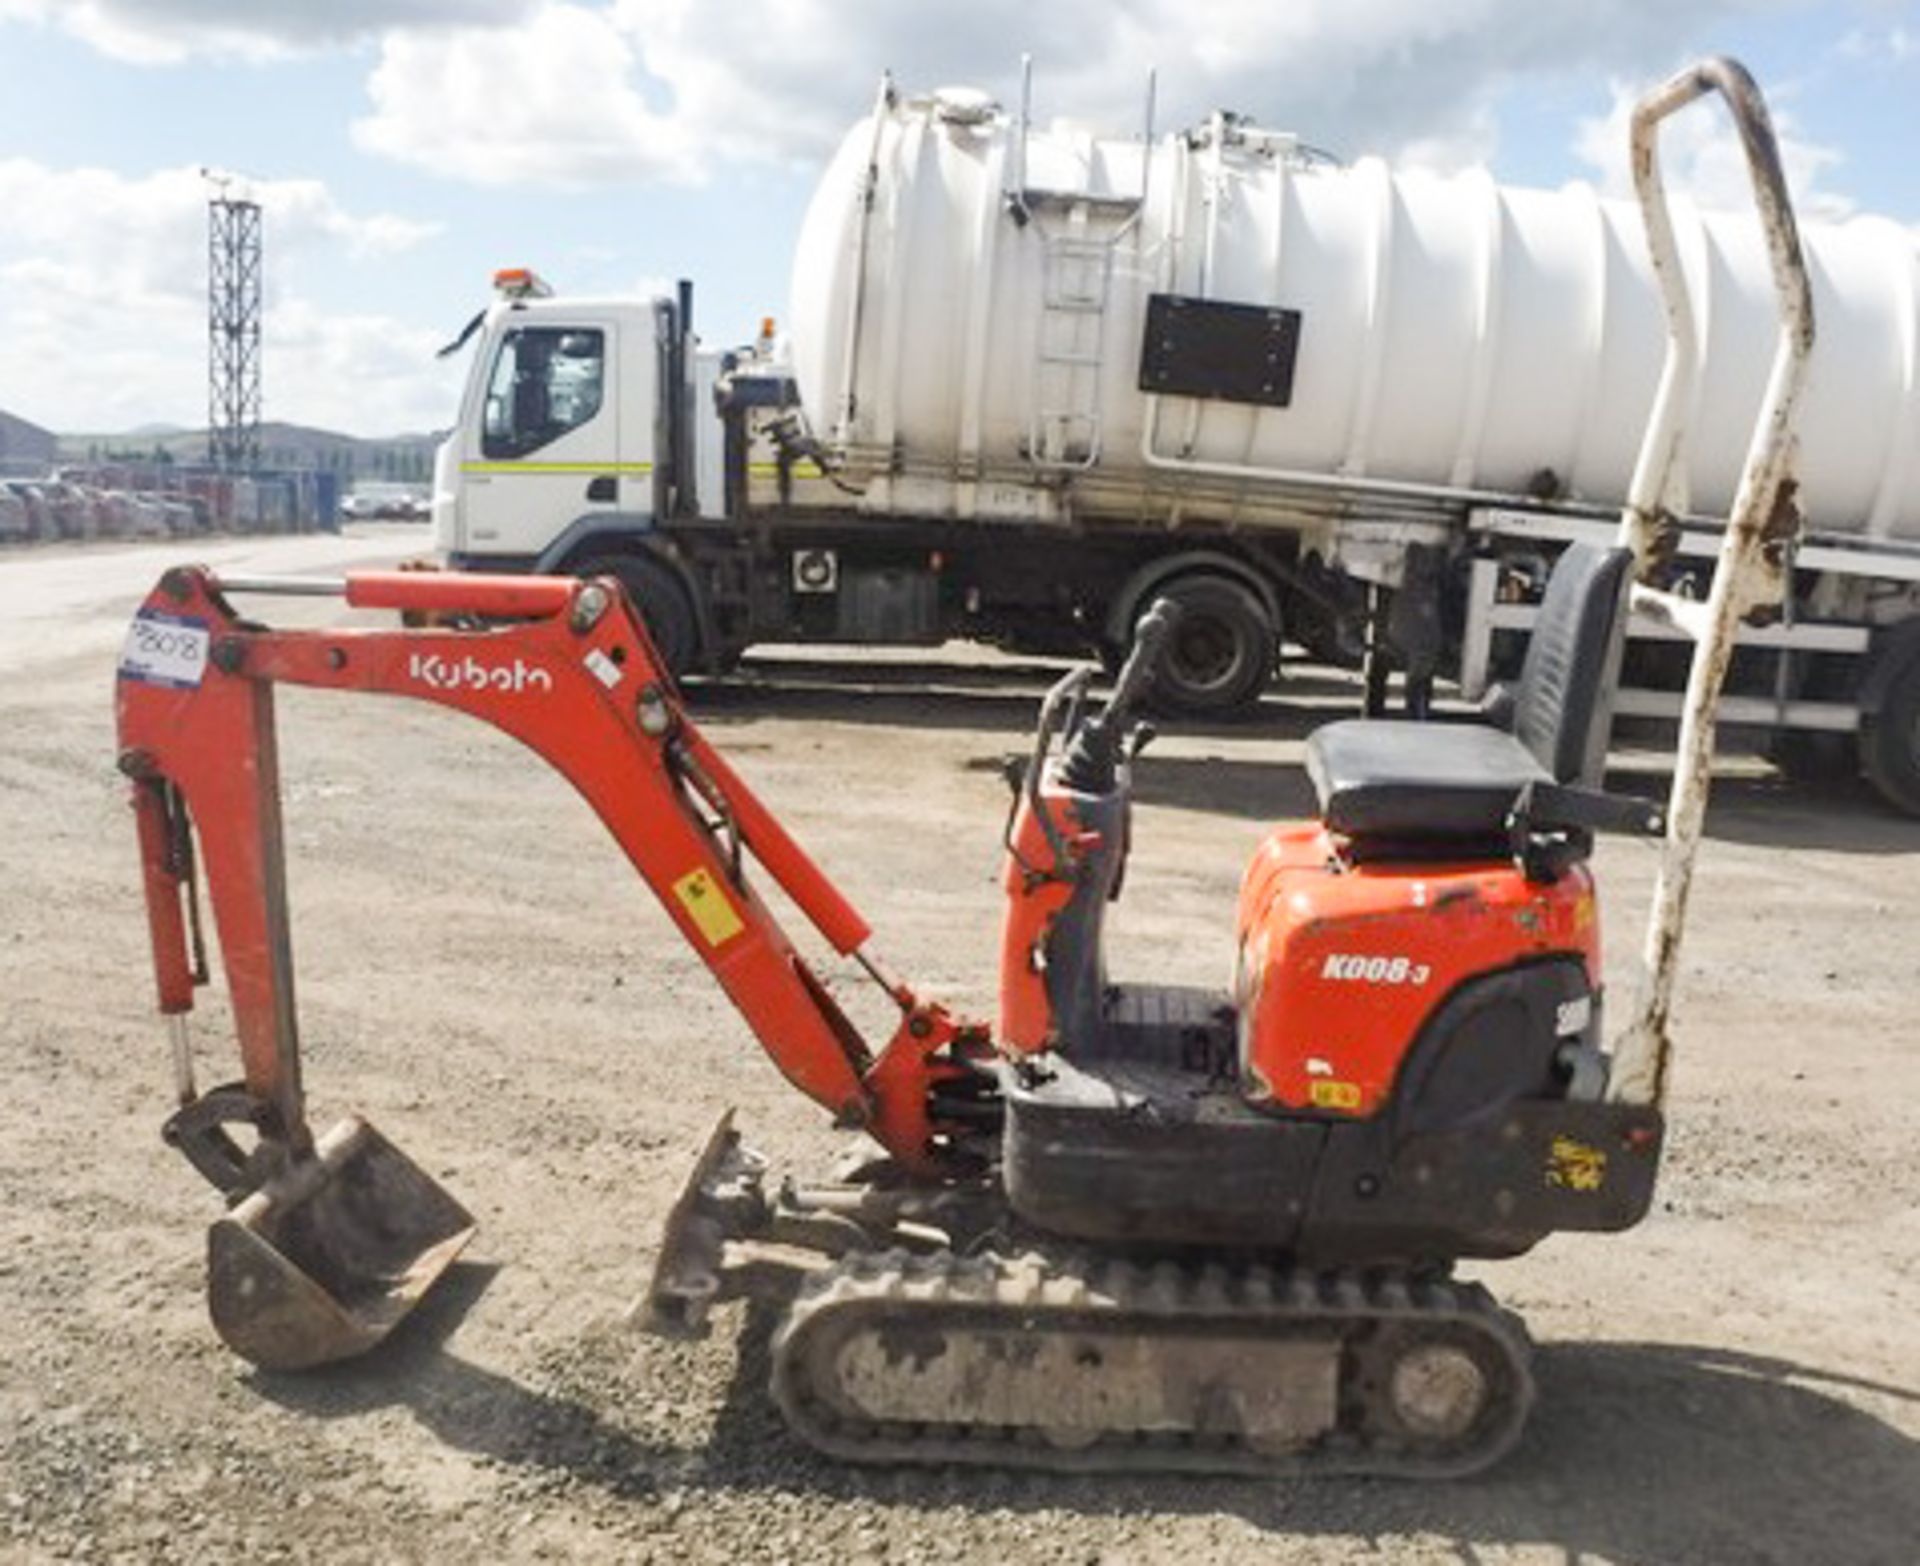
57;421;448;482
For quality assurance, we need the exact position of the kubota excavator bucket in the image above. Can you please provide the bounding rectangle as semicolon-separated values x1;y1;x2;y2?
207;1115;475;1371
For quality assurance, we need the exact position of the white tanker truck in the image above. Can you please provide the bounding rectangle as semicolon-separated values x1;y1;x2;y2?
432;73;1920;810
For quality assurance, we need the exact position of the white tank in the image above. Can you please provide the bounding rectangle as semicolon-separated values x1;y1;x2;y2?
789;87;1920;541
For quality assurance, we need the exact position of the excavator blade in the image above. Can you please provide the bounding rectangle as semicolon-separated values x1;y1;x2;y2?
639;1109;768;1338
207;1116;475;1371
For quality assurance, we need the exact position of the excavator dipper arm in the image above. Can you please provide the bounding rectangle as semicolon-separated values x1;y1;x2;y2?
117;564;988;1185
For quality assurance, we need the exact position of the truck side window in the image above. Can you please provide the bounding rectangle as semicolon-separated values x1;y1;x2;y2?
481;327;606;459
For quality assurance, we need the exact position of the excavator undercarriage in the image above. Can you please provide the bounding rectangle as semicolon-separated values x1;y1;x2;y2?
776;1251;1534;1478
646;1113;1540;1477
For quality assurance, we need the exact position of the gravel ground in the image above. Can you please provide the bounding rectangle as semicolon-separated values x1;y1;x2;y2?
0;528;1915;1564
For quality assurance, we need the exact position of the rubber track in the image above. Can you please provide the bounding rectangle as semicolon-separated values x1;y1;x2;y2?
769;1247;1535;1479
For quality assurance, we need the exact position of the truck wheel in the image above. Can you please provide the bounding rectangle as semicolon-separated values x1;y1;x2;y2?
1768;730;1858;786
1766;653;1859;786
1861;647;1920;815
576;553;698;677
1142;576;1276;716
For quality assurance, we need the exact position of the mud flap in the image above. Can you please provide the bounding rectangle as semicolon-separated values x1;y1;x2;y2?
208;1116;474;1371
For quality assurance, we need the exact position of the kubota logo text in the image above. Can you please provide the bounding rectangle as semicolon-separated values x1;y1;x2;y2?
408;652;554;695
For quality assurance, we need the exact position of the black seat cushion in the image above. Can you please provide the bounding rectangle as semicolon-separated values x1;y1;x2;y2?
1306;719;1551;839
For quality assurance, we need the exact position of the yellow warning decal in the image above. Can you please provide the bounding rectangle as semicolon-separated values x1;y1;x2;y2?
1546;1136;1607;1192
672;868;745;948
1309;1080;1363;1111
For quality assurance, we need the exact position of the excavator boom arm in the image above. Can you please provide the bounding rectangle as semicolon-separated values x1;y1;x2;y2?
116;565;983;1177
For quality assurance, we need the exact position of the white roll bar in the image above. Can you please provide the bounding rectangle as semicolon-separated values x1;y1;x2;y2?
1609;57;1817;1108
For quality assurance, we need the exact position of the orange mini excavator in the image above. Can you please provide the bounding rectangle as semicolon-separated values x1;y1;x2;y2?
115;59;1813;1477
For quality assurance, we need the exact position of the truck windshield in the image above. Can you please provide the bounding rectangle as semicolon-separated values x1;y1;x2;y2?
481;326;606;459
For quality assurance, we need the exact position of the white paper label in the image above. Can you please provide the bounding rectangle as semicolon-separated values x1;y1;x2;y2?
119;610;211;689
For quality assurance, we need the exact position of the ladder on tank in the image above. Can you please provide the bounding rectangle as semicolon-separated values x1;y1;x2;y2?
1008;57;1153;473
1030;214;1126;469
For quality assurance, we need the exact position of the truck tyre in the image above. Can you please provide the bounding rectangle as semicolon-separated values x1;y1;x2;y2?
1767;655;1859;786
1142;575;1276;716
575;553;698;677
1861;645;1920;815
1768;729;1858;786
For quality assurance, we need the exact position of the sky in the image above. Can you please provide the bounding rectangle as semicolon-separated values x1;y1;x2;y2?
0;0;1915;439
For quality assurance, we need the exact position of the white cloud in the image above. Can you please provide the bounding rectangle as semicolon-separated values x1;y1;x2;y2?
0;160;458;434
352;3;697;186
263;301;465;435
4;0;1800;190
1836;23;1919;64
352;0;1770;187
0;0;531;64
1571;80;1857;224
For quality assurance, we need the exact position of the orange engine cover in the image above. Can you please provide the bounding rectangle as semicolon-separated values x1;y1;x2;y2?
1233;825;1600;1119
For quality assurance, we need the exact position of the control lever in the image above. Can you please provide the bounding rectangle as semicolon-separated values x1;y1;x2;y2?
1060;600;1180;792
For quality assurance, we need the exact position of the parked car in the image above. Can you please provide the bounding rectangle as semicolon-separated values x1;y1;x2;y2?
47;483;103;539
0;489;28;542
343;482;426;521
2;481;52;541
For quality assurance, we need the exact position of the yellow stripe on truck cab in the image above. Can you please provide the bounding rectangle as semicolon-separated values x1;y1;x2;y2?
458;461;656;475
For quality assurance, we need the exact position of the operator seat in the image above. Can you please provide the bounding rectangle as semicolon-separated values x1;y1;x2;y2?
1306;542;1636;845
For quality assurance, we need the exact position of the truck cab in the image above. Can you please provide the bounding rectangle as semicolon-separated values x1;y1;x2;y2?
433;271;669;572
434;271;811;676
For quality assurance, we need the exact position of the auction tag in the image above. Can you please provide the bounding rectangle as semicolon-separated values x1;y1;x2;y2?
119;609;211;689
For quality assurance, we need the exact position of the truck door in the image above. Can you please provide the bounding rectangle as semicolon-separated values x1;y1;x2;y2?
459;316;624;561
